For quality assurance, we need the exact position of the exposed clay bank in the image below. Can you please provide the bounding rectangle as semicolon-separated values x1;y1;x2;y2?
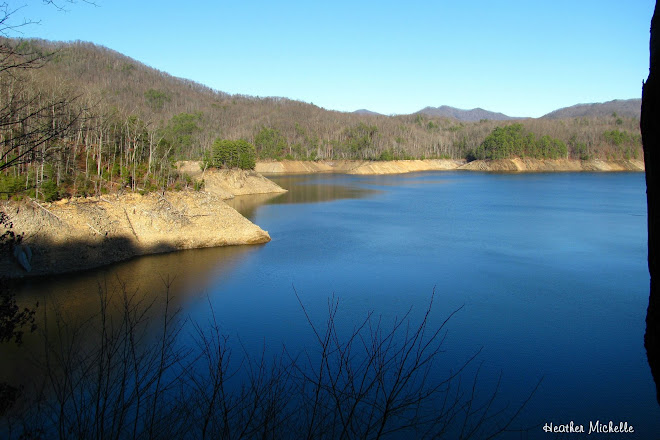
255;158;645;175
1;169;286;279
459;158;645;172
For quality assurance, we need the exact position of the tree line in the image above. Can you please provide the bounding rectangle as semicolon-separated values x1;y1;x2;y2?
0;38;643;202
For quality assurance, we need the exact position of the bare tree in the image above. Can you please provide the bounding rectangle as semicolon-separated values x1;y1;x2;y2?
0;1;97;178
0;281;541;439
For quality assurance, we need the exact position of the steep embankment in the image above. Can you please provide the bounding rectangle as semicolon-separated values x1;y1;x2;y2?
458;158;645;172
347;159;464;174
2;192;269;278
256;158;644;174
255;161;342;174
255;160;465;174
2;168;287;278
177;162;287;198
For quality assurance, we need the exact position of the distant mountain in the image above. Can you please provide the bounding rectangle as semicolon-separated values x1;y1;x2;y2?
353;109;383;116
541;98;641;119
414;105;518;121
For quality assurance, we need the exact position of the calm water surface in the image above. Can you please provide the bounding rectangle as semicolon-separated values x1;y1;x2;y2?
10;171;658;438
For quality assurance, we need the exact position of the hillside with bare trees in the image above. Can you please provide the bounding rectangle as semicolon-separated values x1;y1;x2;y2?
0;38;643;201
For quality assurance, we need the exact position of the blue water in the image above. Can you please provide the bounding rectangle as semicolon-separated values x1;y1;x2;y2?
195;171;655;438
10;171;657;438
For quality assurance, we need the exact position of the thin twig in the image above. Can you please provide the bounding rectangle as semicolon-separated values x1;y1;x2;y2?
85;222;101;235
32;199;64;222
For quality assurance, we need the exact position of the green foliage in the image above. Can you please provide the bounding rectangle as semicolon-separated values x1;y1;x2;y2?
603;129;640;147
378;148;413;161
379;150;396;161
120;63;135;75
0;175;25;200
205;139;256;170
0;38;644;199
144;89;171;111
294;122;306;137
453;137;470;158
162;112;202;156
254;127;288;159
0;172;64;202
469;124;567;161
342;123;378;157
536;135;567;159
40;180;59;202
74;175;93;197
569;136;593;161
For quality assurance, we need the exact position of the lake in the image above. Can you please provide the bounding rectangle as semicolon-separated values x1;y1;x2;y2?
5;171;657;438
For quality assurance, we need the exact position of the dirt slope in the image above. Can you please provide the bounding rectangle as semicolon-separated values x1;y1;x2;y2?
458;158;645;172
2;191;271;278
255;160;464;174
177;162;287;198
256;159;644;174
346;159;464;174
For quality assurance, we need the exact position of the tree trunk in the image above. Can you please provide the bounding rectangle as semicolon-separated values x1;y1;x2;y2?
643;0;660;405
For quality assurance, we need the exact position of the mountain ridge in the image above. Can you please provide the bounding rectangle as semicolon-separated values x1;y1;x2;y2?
540;98;641;119
2;37;642;168
354;99;642;121
414;105;520;121
22;38;639;123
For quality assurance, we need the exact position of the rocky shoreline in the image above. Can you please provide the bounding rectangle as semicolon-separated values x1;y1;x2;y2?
255;158;645;174
1;168;287;279
459;158;645;172
255;159;465;174
2;158;645;278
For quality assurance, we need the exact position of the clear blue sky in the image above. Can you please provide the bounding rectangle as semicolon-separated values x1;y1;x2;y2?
10;0;656;117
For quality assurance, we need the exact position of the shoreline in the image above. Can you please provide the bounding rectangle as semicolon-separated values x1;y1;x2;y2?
3;159;645;278
255;158;645;175
1;168;287;279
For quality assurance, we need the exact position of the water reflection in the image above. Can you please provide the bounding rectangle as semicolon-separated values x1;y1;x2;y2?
1;244;261;387
2;171;656;437
226;174;379;219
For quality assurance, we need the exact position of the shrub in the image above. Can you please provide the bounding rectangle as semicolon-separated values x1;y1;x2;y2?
0;175;25;200
205;139;256;170
379;149;396;161
254;127;287;159
39;180;59;202
473;124;567;160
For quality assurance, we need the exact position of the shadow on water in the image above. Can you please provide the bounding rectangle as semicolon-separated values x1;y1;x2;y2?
1;166;655;436
0;243;262;388
0;173;381;406
226;174;380;218
1;232;260;281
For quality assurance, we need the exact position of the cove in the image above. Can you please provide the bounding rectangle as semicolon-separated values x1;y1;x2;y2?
5;171;658;438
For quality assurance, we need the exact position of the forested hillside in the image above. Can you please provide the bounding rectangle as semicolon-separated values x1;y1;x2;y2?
0;38;643;201
414;105;518;121
542;99;641;119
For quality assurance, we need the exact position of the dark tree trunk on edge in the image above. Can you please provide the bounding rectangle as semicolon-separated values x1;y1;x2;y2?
643;0;660;406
